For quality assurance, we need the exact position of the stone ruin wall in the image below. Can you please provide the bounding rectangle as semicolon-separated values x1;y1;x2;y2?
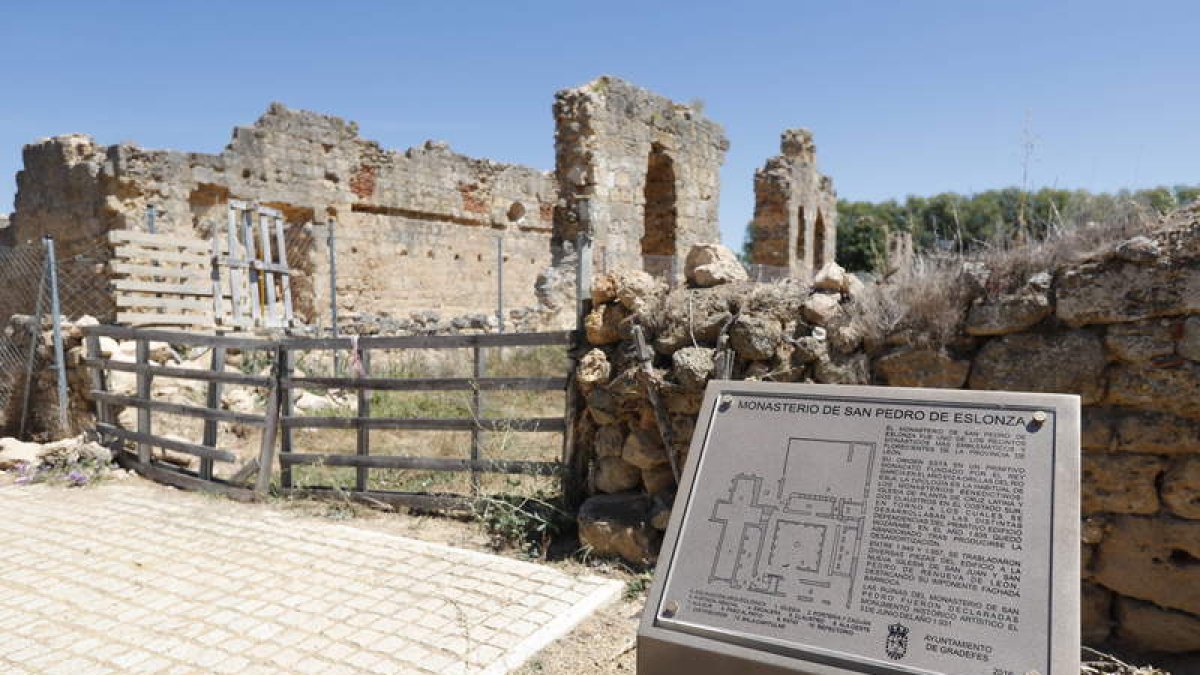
571;215;1200;659
552;77;727;282
747;128;838;278
6;104;557;326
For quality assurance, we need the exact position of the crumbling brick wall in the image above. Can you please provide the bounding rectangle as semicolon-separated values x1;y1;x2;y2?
552;77;728;283
8;104;558;324
573;214;1200;658
747;129;838;278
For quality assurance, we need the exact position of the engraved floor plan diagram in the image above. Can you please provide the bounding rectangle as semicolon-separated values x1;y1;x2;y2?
708;438;876;609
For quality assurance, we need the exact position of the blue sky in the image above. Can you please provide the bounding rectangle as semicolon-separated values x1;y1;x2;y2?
1;1;1196;246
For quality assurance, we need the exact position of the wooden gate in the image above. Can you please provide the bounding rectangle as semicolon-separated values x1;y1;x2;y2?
82;325;580;508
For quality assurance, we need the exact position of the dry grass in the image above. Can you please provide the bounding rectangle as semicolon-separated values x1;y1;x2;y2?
850;202;1180;351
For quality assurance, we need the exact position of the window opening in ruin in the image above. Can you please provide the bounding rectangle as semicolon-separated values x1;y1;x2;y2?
640;143;678;271
507;202;526;223
795;205;807;267
813;210;827;272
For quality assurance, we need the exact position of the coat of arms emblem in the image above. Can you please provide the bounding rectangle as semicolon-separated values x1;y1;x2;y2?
885;623;909;660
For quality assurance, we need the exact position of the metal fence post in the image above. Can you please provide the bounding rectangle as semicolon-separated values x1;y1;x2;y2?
496;237;504;334
43;236;69;435
145;204;157;234
575;233;594;334
328;219;340;375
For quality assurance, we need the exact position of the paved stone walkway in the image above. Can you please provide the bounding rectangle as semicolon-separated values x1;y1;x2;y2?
0;482;622;674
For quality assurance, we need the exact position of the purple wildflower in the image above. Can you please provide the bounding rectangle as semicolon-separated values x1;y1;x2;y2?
66;469;88;487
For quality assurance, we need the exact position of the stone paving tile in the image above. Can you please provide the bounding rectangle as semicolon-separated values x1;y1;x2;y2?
0;483;622;674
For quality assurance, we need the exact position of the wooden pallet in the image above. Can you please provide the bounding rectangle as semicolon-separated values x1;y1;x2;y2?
108;202;296;331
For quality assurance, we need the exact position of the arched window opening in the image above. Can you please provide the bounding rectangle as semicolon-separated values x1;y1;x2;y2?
641;144;677;277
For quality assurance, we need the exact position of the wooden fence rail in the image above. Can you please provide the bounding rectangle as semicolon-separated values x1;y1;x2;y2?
81;325;579;509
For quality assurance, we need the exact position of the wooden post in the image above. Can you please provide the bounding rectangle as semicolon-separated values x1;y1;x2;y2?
356;346;371;492
254;348;283;496
471;345;486;495
258;209;278;326
496;237;504;334
226;205;245;327
279;348;294;489
85;335;109;427
199;346;224;481
210;234;225;326
632;325;680;484
274;215;294;329
135;339;152;465
242;207;261;325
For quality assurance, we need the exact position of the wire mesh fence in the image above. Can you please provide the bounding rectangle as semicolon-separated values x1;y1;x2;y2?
54;240;114;322
0;242;48;436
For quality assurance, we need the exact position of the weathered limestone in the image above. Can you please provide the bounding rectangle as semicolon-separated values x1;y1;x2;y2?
1081;455;1163;514
553;76;727;285
1115;596;1200;653
875;348;970;388
577;494;660;565
1057;260;1200;327
746;129;837;278
574;225;1200;656
684;243;748;287
1162;458;1200;519
10;106;558;323
1092;516;1200;616
965;291;1051;336
969;331;1106;403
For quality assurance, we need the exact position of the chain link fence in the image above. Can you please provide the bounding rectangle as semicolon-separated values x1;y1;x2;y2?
0;241;49;436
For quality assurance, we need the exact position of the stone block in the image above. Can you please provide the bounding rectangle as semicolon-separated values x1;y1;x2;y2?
671;347;715;391
593;456;641;494
1081;583;1113;645
800;293;840;326
1162;457;1200;520
1105;318;1182;364
1092;516;1200;615
1081;409;1116;452
813;353;869;385
969;331;1106;404
685;243;748;287
729;316;782;362
1113;410;1200;454
622;429;668;470
1057;260;1200;327
576;348;611;392
577;494;661;565
584;303;628;346
1181;316;1200;362
811;262;848;292
641;464;676;495
965;292;1051;336
1107;362;1200;420
1114;595;1200;654
875;348;970;388
1082;455;1163;515
594;424;625;459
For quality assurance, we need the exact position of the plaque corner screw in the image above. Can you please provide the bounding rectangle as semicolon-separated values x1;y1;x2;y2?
718;394;733;413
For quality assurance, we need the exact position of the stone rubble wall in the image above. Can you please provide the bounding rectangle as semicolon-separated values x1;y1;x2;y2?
8;104;558;324
573;216;1200;657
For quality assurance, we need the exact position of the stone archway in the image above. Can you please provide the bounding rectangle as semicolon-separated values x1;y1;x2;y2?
641;143;677;276
813;210;827;272
795;205;807;270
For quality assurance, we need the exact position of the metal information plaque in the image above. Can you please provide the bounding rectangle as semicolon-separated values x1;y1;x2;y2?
639;382;1079;675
